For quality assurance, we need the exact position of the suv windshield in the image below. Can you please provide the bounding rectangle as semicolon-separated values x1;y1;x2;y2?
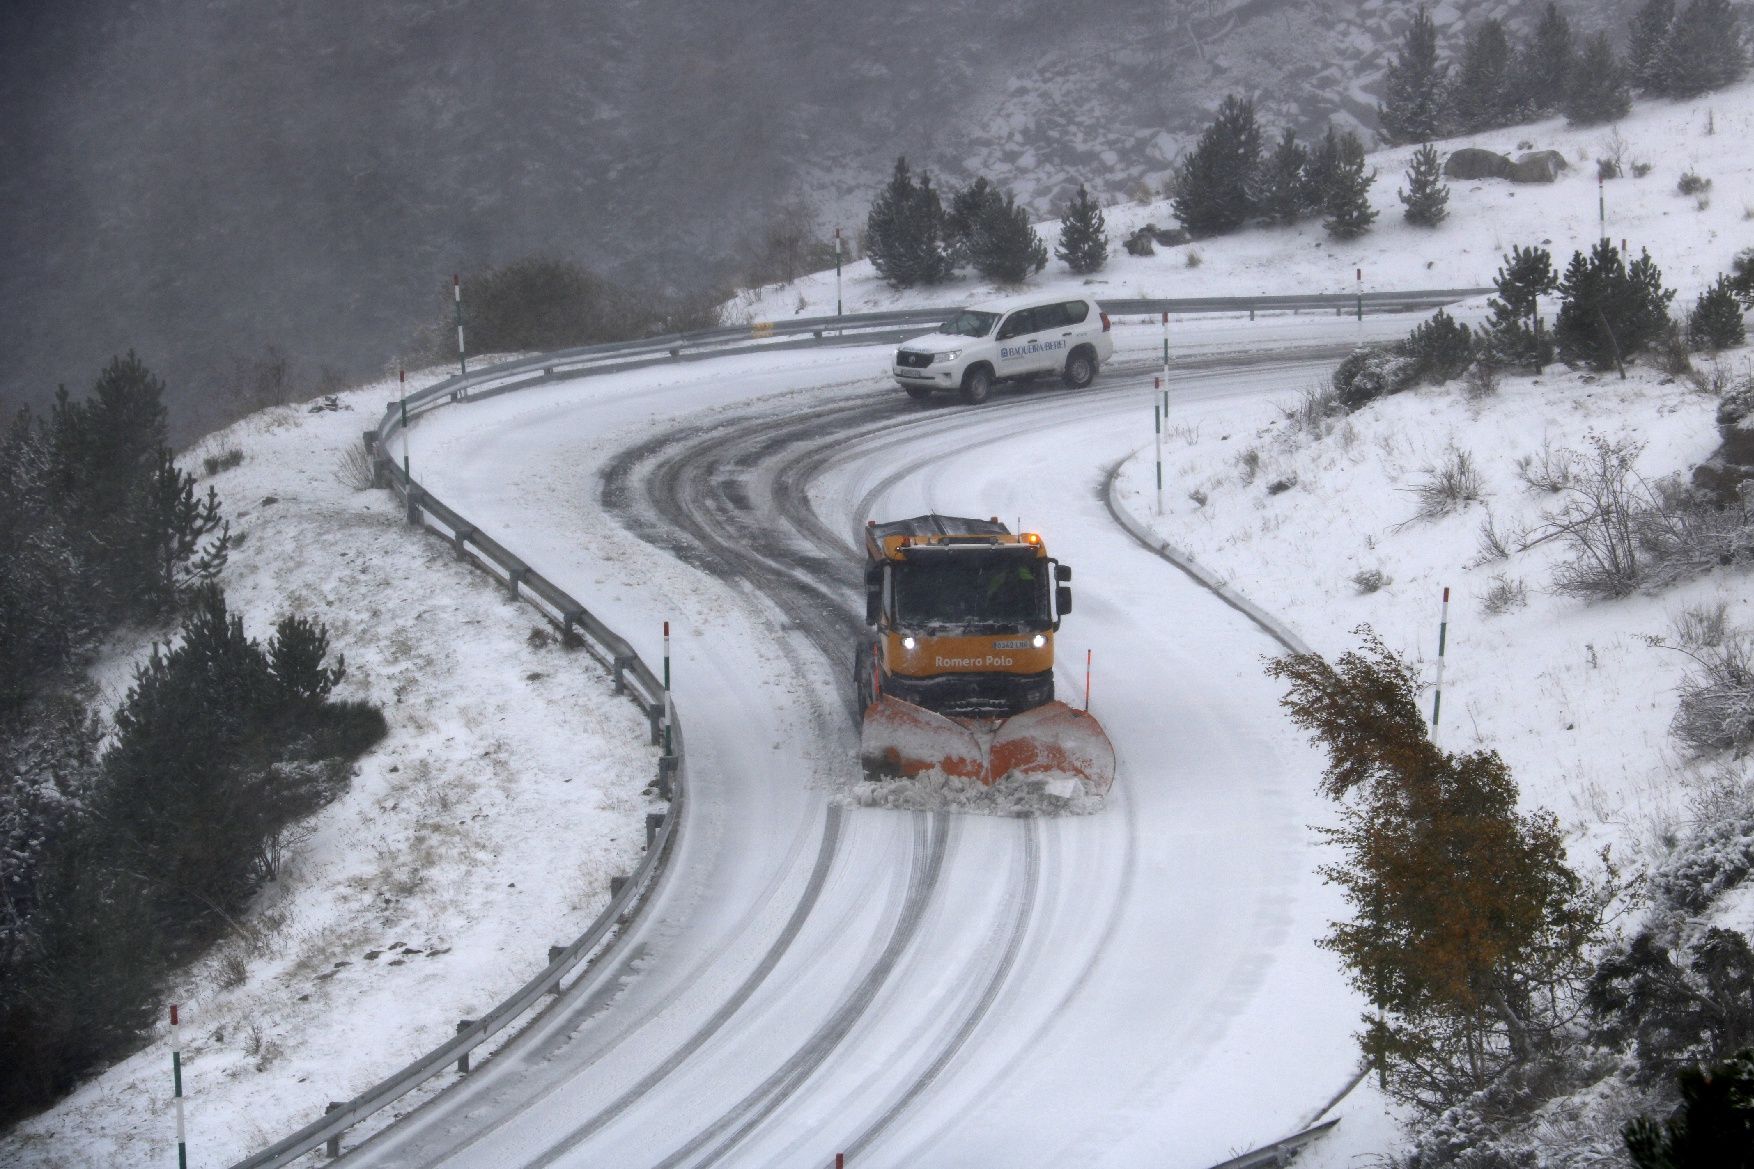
938;310;999;338
892;552;1049;630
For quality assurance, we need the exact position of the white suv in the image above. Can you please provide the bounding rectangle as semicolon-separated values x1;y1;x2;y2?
892;295;1115;404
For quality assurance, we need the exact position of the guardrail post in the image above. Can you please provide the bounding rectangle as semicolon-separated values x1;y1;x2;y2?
610;875;629;898
658;754;677;800
405;485;423;526
561;610;586;648
613;655;634;694
456;1020;474;1074
646;812;664;849
324;1102;344;1158
548;944;567;965
452;527;475;559
646;703;664;746
506;566;528;600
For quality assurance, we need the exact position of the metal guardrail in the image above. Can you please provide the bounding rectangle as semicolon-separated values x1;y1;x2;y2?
235;287;1483;1167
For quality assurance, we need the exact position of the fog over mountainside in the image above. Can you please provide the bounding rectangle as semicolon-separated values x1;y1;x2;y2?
1;0;1636;439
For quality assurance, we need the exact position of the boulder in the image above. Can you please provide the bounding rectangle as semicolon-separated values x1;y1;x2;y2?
1124;228;1157;257
1443;147;1513;180
1509;150;1568;183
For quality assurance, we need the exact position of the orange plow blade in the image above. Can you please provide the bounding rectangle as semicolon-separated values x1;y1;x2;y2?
859;696;1115;799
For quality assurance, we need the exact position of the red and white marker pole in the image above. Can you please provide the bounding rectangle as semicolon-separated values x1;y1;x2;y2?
1431;586;1451;741
454;274;468;376
171;1004;188;1169
662;622;674;757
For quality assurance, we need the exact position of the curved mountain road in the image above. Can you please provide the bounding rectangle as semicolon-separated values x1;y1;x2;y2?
349;329;1372;1167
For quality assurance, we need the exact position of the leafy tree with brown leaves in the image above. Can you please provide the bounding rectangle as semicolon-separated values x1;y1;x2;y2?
1267;629;1607;1112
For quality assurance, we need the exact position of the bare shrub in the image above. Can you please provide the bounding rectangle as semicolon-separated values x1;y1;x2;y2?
1674;599;1730;650
1528;438;1753;598
334;442;376;491
1462;360;1500;400
1404;447;1484;523
1677;171;1712;196
1280;383;1344;437
215;947;249;990
1668;633;1754;755
1185;248;1204;269
1352;568;1391;594
1472;514;1527;565
1188;488;1208;507
1516;442;1580;494
203;448;245;476
1236;446;1262;485
1481;574;1529;615
1531;437;1652;598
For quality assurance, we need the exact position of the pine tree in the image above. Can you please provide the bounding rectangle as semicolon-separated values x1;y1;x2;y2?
1054;184;1108;274
1509;2;1576;118
1379;6;1449;145
1689;275;1747;351
1482;245;1559;370
1172;94;1263;237
1398;144;1449;228
1256;128;1311;225
1302;125;1345;218
1730;247;1754;309
1555;241;1676;370
1448;19;1515;133
946;176;1005;267
1565;32;1633;126
1629;0;1677;93
1624;1049;1754;1168
968;191;1048;284
133;449;229;612
1322;131;1377;241
864;157;954;288
1661;0;1747;98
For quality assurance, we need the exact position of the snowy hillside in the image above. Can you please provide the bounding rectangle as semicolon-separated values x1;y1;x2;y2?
8;76;1754;1169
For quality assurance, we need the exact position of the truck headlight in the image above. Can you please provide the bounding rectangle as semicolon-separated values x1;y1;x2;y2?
1033;634;1047;648
902;636;917;650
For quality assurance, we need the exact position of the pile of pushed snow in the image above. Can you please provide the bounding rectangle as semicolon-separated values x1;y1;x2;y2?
3;378;660;1167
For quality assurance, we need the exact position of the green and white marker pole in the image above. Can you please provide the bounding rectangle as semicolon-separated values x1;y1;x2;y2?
1431;586;1451;741
170;1004;188;1169
1356;267;1364;323
662;621;674;757
834;228;844;318
454;274;468;377
1599;172;1606;242
1153;379;1164;515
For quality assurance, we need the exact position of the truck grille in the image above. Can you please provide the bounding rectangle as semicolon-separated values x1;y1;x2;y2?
895;350;933;369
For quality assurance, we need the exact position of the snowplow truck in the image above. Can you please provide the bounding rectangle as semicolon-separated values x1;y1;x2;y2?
855;515;1115;798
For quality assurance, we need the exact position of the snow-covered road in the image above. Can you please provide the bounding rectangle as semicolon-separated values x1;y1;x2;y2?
349;321;1396;1167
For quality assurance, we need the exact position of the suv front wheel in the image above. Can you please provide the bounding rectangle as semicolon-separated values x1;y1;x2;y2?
1062;347;1097;389
960;365;993;405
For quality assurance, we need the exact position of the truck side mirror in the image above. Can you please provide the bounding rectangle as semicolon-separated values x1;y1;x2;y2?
865;564;884;625
1056;584;1073;616
1055;563;1072;583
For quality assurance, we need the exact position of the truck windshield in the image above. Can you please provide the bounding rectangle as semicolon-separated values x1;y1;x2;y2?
938;310;998;338
892;553;1049;630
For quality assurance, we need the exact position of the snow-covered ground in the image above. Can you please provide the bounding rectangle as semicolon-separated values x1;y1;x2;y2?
9;77;1754;1168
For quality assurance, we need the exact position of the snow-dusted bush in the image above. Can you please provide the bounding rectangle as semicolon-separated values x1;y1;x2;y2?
1668;632;1754;756
1689;276;1748;352
1352;567;1391;594
1480;574;1528;615
1402;310;1475;386
1333;344;1416;410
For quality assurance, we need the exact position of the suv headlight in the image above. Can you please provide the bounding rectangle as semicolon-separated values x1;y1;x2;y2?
931;349;961;364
